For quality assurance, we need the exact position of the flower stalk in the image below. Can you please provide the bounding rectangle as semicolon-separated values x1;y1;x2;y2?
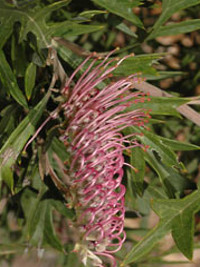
61;50;150;266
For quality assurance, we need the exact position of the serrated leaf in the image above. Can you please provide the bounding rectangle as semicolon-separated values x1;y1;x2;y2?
122;190;200;265
147;0;200;40
152;19;200;39
92;0;143;28
25;62;37;100
0;92;50;188
0;49;28;108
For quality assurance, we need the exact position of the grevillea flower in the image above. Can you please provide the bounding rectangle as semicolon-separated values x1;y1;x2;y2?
61;50;150;267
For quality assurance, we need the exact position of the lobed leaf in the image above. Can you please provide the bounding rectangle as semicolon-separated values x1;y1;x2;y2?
122;189;200;265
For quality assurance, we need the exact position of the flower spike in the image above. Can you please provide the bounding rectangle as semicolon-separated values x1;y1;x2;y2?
61;50;149;266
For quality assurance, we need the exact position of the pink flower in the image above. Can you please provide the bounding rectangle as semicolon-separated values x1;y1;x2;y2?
61;50;150;266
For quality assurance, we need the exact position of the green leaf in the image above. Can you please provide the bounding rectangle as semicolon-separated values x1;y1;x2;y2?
49;199;74;219
0;92;50;188
152;19;200;39
115;22;138;38
0;104;18;146
0;49;28;108
79;10;107;19
113;53;164;76
130;147;145;196
146;71;185;81
21;188;44;243
49;22;105;37
158;136;200;151
51;137;70;162
129;96;189;117
0;165;14;193
11;35;27;77
145;151;193;198
25;62;37;100
122;190;200;265
0;0;71;48
0;16;14;48
126;127;179;167
92;0;143;28
43;201;63;251
147;0;200;40
21;187;63;251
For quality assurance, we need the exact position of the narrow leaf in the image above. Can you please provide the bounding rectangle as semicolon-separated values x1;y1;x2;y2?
79;10;107;19
130;147;145;196
127;127;179;167
25;62;37;100
147;0;200;40
114;53;164;76
92;0;143;28
129;96;189;117
0;92;50;187
145;151;194;198
152;19;200;39
159;136;200;151
49;22;105;37
0;49;28;108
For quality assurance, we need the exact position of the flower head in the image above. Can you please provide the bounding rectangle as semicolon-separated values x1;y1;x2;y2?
61;50;150;266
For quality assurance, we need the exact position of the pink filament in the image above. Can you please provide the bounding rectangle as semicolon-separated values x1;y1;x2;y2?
62;49;149;266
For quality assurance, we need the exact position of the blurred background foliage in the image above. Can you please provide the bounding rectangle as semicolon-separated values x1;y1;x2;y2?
0;0;200;266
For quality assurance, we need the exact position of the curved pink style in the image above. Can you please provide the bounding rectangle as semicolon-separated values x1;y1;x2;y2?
61;50;150;266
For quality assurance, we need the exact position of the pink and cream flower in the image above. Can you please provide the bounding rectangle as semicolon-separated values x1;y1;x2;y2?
61;50;150;267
